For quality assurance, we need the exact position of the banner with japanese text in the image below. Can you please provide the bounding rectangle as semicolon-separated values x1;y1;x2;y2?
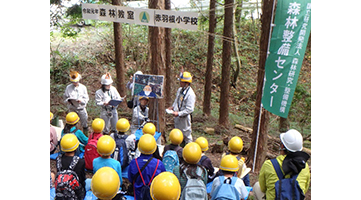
81;3;198;31
81;3;99;20
154;10;199;31
261;0;311;118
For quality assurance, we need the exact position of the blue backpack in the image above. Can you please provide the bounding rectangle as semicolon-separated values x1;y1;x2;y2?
163;150;180;172
112;134;130;169
270;159;305;200
211;176;240;200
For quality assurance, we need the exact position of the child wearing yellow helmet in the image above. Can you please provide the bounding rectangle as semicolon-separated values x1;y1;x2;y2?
55;134;86;199
150;172;181;200
91;167;120;200
84;118;105;171
128;134;166;200
50;112;58;154
134;123;162;160
173;142;208;197
162;128;184;163
110;118;134;169
61;112;88;153
221;136;251;186
92;135;123;199
195;136;215;183
210;155;248;200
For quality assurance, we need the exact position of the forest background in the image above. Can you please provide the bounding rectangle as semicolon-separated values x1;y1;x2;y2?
0;1;359;199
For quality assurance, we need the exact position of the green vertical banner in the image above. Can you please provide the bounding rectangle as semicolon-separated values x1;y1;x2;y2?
262;0;311;118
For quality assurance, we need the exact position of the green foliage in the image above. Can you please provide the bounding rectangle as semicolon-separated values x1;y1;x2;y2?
50;11;310;139
60;25;81;38
66;4;82;19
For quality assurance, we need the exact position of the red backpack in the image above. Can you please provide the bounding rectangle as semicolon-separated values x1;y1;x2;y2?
84;133;102;171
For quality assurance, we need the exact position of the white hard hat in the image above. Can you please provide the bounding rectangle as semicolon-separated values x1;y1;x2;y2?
134;71;143;75
101;72;113;85
280;129;303;152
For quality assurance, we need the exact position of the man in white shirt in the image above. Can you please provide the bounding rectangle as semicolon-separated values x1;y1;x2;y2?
95;72;122;135
63;71;89;135
131;96;149;134
167;71;196;144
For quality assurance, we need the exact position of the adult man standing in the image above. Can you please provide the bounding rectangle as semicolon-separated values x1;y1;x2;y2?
95;72;122;135
167;71;196;145
63;71;89;136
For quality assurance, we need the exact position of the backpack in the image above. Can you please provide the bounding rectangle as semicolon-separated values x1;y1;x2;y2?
55;155;84;200
84;133;102;171
198;155;207;165
210;176;240;200
163;150;179;172
271;159;305;200
180;167;208;200
112;133;130;169
135;157;160;200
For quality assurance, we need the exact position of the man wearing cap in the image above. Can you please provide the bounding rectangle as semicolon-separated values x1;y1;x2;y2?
167;71;196;145
253;129;310;200
131;96;150;134
63;71;89;135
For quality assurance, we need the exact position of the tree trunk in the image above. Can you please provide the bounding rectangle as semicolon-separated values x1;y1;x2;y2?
112;0;126;105
202;0;216;117
219;0;234;126
164;0;172;108
279;117;289;133
148;0;166;143
246;0;275;172
235;0;243;29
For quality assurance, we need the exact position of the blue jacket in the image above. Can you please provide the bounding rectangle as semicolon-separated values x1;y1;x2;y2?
128;154;166;200
61;127;88;152
93;157;123;186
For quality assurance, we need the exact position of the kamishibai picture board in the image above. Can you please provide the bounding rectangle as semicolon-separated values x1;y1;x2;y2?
132;74;164;98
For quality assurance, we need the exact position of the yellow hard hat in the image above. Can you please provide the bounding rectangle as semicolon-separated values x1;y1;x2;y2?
91;167;120;200
139;96;150;101
195;137;209;151
116;118;130;132
143;123;156;136
182;142;202;164
220;155;239;172
92;118;105;133
50;112;54;121
60;134;79;152
169;129;183;145
97;135;116;156
180;71;192;83
228;136;244;153
69;71;81;82
66;112;80;125
150;172;181;200
138;134;157;155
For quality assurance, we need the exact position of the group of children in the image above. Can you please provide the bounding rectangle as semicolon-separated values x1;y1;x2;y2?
50;110;252;200
52;71;310;200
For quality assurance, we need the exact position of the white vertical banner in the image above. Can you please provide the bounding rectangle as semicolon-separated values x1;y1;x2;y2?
154;10;199;30
98;4;117;22
114;6;135;24
81;3;100;20
134;8;155;27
